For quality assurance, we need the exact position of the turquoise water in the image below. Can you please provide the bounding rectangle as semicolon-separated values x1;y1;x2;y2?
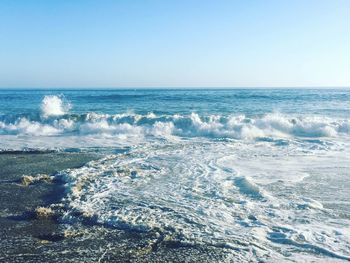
1;89;350;117
1;89;350;261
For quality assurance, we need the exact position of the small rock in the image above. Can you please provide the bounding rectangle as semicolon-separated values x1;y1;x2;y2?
35;206;54;219
20;174;53;186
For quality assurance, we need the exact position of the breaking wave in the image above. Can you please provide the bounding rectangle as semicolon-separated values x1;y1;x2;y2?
1;95;350;152
1;111;350;139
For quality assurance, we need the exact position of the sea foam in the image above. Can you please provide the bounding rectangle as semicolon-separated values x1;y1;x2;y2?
1;110;350;141
55;140;350;262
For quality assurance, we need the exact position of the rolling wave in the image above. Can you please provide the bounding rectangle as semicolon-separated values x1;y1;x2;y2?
1;110;350;139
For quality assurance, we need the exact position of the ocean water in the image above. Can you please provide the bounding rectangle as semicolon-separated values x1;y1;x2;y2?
1;89;350;261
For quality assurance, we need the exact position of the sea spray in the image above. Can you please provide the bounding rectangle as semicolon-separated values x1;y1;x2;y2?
41;95;71;118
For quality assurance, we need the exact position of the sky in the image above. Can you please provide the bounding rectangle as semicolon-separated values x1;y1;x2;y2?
0;0;349;88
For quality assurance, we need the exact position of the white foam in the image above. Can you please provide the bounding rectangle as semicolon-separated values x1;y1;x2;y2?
54;140;350;261
40;95;71;118
0;118;60;136
1;110;350;152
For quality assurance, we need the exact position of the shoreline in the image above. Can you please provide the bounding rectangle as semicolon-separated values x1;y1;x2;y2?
0;152;230;263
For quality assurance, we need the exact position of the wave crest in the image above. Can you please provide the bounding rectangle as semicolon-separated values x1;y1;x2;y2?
0;112;350;139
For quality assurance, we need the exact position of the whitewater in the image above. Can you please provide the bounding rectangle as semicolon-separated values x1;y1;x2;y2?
1;89;350;262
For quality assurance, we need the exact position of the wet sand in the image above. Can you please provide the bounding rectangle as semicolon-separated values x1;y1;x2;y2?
0;152;230;263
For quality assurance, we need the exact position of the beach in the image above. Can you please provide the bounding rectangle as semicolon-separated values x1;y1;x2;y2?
0;152;231;262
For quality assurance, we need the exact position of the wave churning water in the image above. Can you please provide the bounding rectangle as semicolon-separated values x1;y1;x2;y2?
1;91;350;261
56;143;350;261
1;97;350;141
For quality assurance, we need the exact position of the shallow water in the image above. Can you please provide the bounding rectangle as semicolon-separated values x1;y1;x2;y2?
1;89;350;262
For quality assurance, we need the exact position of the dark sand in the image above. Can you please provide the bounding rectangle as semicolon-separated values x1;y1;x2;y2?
0;152;230;263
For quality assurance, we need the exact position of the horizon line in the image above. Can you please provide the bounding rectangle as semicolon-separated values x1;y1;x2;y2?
1;86;350;90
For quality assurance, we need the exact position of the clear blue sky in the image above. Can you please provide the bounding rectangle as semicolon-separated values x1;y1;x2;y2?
0;0;349;88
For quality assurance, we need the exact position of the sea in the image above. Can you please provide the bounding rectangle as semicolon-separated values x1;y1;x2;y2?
0;89;350;262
